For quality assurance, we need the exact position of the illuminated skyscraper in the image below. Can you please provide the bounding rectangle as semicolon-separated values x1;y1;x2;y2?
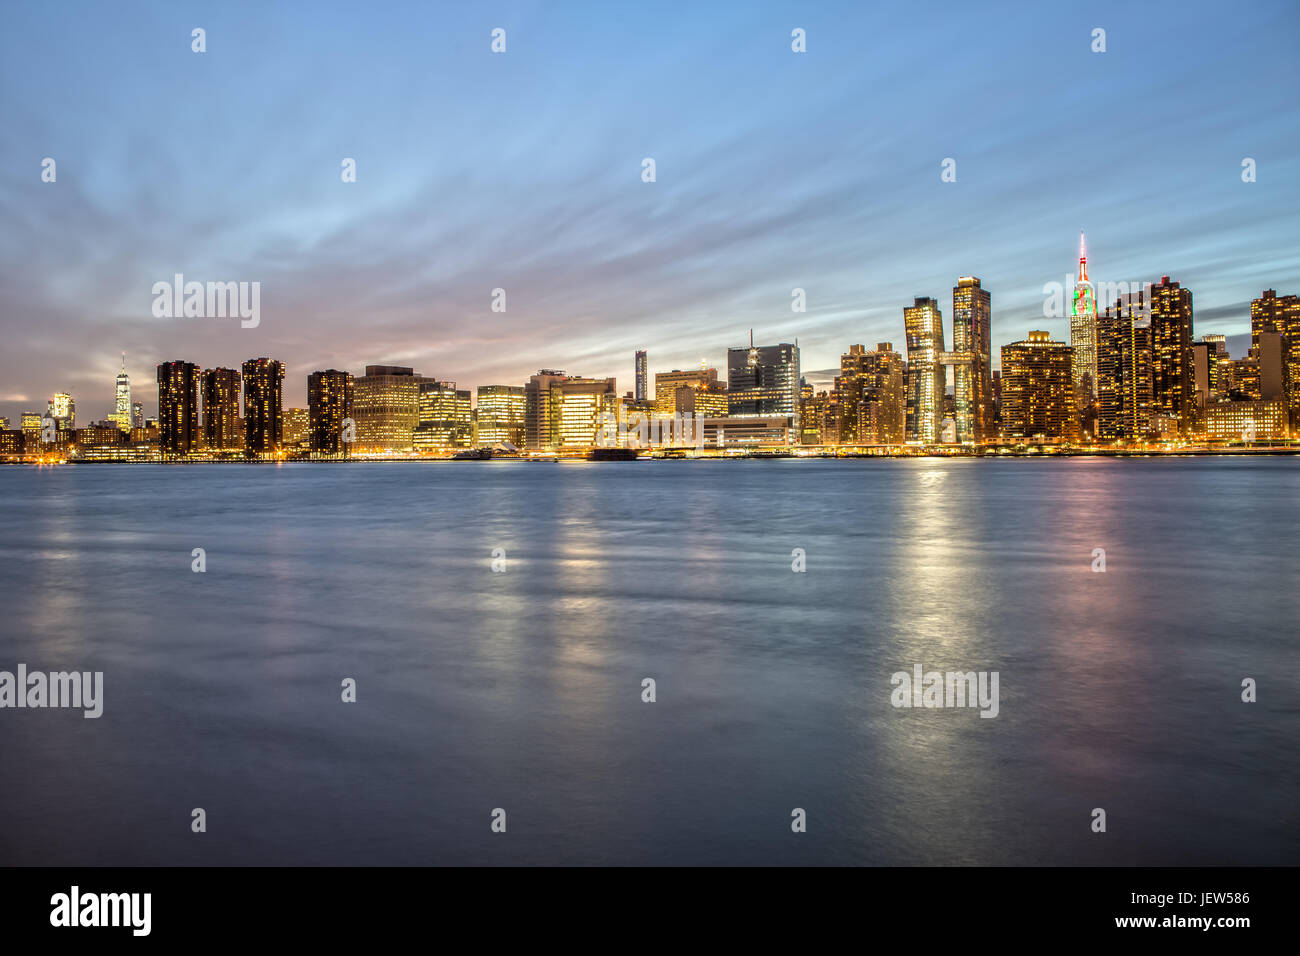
109;354;132;432
414;381;473;453
1096;289;1152;442
241;357;284;456
282;408;310;449
308;369;354;458
1148;276;1194;431
1000;331;1076;442
1070;232;1098;399
157;361;200;457
1251;289;1299;430
132;402;143;429
524;370;569;450
904;297;945;443
352;365;433;454
634;350;648;402
554;377;619;451
21;412;41;448
726;335;800;439
946;276;994;443
202;367;242;452
475;385;525;446
837;343;905;445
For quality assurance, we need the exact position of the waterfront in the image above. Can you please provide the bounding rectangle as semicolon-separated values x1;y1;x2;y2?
1;458;1296;865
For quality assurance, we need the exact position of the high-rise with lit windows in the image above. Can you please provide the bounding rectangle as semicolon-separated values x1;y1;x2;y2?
308;369;354;458
904;297;945;443
202;367;242;452
241;357;284;456
1000;331;1076;442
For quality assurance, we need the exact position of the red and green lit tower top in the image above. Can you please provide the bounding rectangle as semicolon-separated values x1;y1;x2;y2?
1072;231;1096;318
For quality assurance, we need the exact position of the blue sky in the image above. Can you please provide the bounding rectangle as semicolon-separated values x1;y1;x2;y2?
1;0;1297;421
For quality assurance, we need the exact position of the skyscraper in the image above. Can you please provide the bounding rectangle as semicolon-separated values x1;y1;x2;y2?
524;370;569;450
1069;232;1098;400
903;297;945;443
726;335;800;439
1000;331;1076;442
553;377;619;451
110;354;132;432
413;381;473;453
475;385;526;446
308;369;354;458
157;361;200;457
1096;288;1152;442
837;343;905;445
947;276;994;443
1148;276;1194;431
202;367;242;452
1251;289;1299;430
241;357;284;456
634;350;648;403
351;365;433;454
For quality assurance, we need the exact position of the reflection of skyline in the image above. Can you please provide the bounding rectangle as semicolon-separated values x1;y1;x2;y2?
3;1;1299;425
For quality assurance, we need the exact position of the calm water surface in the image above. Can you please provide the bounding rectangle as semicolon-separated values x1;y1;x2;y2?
1;458;1297;865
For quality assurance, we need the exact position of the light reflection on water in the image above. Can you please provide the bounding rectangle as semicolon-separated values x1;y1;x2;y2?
0;458;1297;865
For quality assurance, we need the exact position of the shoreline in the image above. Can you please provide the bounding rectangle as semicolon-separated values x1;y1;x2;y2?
5;446;1299;465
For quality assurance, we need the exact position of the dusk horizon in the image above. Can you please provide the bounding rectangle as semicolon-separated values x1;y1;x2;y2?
2;0;1297;424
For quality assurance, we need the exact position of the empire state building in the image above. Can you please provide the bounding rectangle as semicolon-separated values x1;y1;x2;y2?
1069;232;1098;398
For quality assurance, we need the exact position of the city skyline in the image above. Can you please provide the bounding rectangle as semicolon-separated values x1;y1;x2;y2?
2;1;1297;428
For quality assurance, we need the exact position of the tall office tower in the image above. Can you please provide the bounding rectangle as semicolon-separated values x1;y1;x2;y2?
241;357;284;456
157;361;200;457
726;334;800;438
414;381;474;453
1148;275;1194;431
21;412;41;448
837;343;905;444
903;297;945;443
949;276;994;443
1096;288;1152;442
132;401;144;429
1251;289;1300;427
109;354;132;432
475;385;526;446
47;392;75;432
282;408;310;448
352;365;433;454
201;367;242;452
798;388;825;444
308;369;354;457
1069;232;1098;401
634;350;648;402
1200;334;1230;397
654;366;720;416
1000;331;1076;441
525;369;569;450
553;377;619;451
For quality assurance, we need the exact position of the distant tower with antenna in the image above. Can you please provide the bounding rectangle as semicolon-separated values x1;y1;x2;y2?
110;352;133;432
1070;232;1098;397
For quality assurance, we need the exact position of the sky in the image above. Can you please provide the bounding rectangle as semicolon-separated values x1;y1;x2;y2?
1;0;1297;423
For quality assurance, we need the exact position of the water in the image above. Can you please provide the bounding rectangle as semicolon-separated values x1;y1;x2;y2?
1;458;1297;866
